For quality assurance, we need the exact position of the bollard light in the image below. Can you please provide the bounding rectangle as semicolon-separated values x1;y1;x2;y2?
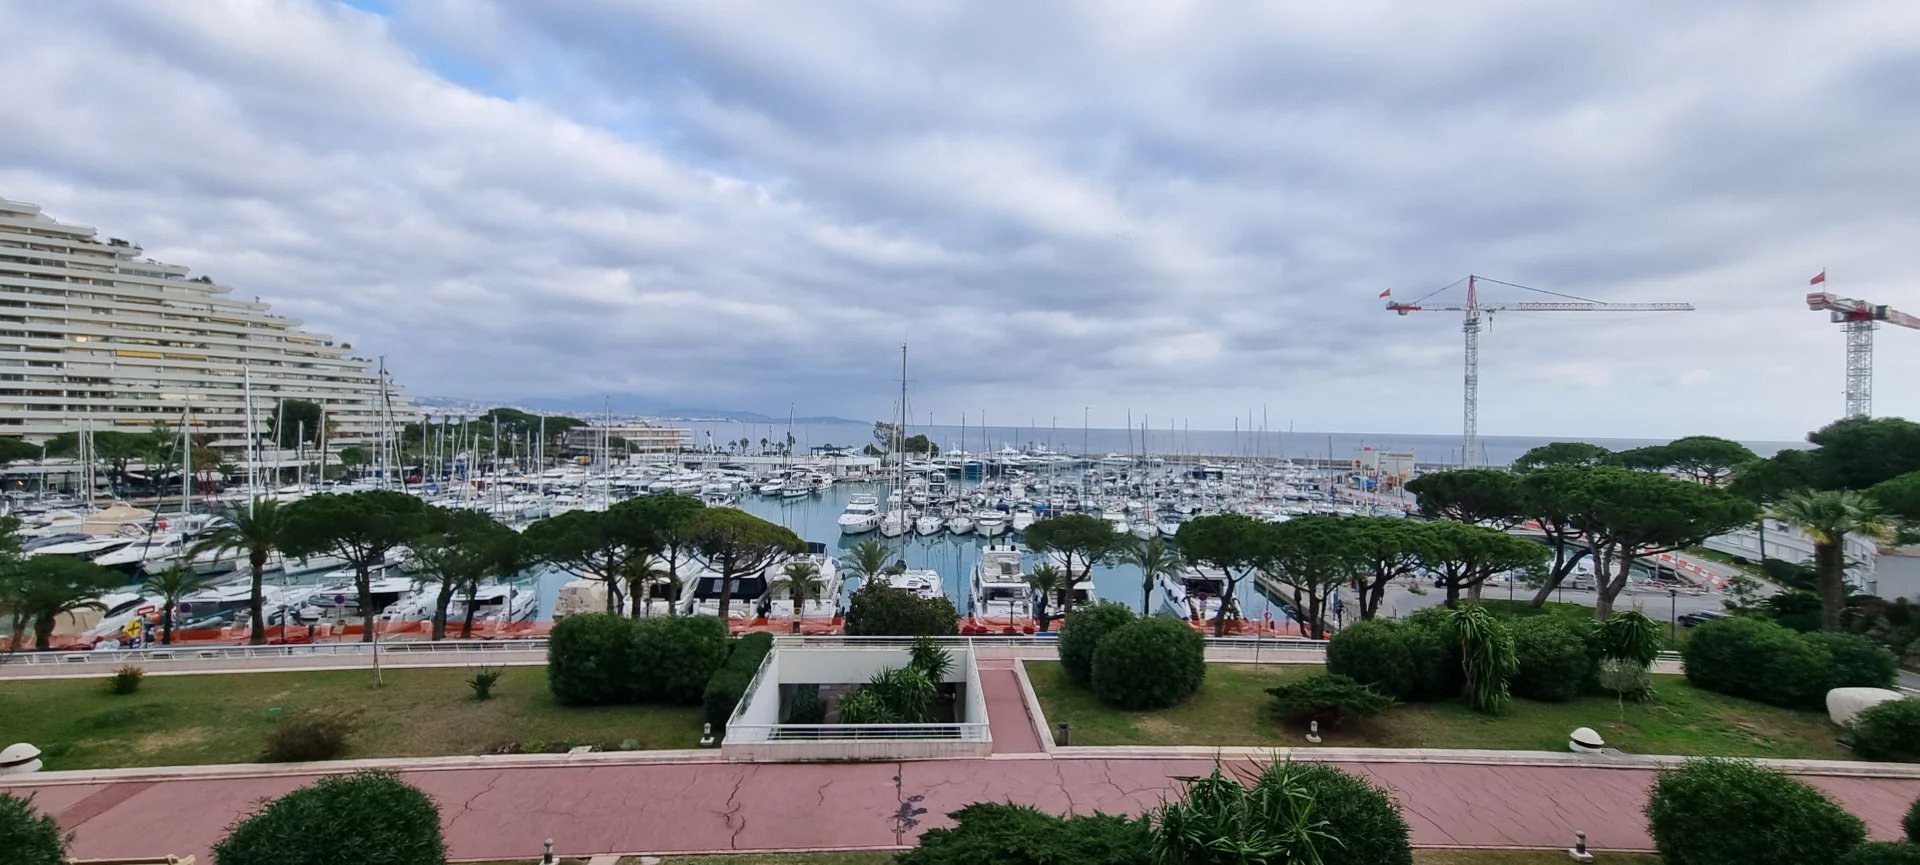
699;722;717;748
1055;722;1071;746
541;838;556;865
1306;720;1322;744
1567;829;1594;863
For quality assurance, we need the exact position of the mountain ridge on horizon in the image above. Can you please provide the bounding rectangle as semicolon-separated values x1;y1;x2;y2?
415;393;865;425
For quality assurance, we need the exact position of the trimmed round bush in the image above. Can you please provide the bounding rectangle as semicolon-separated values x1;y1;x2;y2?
628;614;731;704
1805;631;1898;691
1509;616;1595;702
1906;794;1920;843
545;612;632;705
1848;698;1920;762
1681;617;1831;708
1057;602;1137;687
1839;843;1920;865
0;793;66;865
1326;620;1415;700
1399;617;1462;701
212;771;445;865
1090;617;1206;709
1289;762;1413;865
1645;758;1865;865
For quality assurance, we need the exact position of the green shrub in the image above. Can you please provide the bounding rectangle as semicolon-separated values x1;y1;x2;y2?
108;665;145;695
844;581;960;636
864;666;939;722
1805;631;1898;691
1447;605;1517;714
0;793;67;865
545;612;632;705
788;684;824;724
1090;617;1206;709
908;635;954;681
467;667;501;701
212;771;445;865
1645;758;1866;865
1597;656;1655;702
834;687;898;724
1595;610;1663;666
1682;617;1831;708
1399;617;1461;701
1839;843;1920;865
1057;602;1137;687
1149;760;1411;865
1509;616;1595;702
628;615;731;704
702;631;775;734
899;802;1151;865
262;713;355;763
1906;793;1920;843
1847;698;1920;762
1326;620;1414;700
1265;674;1394;727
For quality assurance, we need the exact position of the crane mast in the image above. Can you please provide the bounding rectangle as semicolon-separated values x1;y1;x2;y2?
1806;289;1920;418
1388;274;1694;467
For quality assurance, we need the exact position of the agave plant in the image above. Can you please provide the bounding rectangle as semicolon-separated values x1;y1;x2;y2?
1596;610;1663;667
907;635;953;681
1149;760;1334;865
1446;605;1517;715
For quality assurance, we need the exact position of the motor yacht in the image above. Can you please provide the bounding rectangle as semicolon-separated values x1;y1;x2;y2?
968;545;1032;620
975;512;1008;538
763;550;843;621
881;567;945;601
836;494;882;535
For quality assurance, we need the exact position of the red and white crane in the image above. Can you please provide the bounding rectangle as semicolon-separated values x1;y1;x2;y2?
1386;274;1693;466
1806;284;1920;419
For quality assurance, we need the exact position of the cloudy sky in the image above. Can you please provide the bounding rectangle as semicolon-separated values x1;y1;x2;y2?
3;1;1916;441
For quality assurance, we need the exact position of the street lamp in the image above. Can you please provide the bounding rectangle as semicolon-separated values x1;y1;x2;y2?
1668;587;1679;643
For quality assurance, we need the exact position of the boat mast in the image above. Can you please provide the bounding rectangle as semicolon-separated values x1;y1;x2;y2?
242;364;256;516
180;398;192;515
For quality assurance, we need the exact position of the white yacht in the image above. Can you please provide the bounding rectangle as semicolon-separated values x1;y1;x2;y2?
914;513;944;536
836;494;882;535
882;567;945;601
975;512;1008;538
1010;505;1037;533
296;573;417;623
969;545;1032;620
764;552;844;621
879;509;908;538
450;583;538;625
1156;565;1233;623
946;511;975;535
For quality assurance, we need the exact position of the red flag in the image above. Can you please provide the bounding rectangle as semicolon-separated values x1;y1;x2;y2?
1378;288;1392;298
1810;270;1827;285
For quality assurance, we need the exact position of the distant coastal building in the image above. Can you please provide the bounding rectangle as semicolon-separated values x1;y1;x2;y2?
0;196;413;449
564;422;690;455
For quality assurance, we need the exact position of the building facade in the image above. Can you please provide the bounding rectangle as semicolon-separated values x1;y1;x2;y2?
0;196;413;449
564;423;691;455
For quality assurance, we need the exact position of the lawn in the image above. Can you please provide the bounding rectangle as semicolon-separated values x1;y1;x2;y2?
1028;661;1850;760
0;666;704;770
469;851;1655;865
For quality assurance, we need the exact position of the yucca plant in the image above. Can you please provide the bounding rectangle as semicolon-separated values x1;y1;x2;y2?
907;635;953;681
1150;760;1334;865
834;687;898;725
1596;610;1663;666
1446;605;1517;715
866;665;938;722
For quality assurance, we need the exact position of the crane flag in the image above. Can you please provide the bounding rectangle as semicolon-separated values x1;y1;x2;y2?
1378;288;1392;298
1810;270;1827;285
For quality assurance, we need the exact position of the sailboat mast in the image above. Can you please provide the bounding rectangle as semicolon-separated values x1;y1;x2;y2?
180;399;192;515
242;364;256;515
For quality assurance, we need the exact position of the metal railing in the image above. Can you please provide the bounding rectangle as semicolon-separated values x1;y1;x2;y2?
1;638;550;666
770;634;1331;650
731;722;990;742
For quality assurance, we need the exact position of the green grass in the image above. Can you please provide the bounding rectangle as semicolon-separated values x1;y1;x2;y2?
469;852;1652;865
1029;661;1850;760
0;666;703;770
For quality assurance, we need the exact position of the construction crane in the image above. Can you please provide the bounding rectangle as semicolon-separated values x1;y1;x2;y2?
1386;274;1694;466
1805;290;1920;419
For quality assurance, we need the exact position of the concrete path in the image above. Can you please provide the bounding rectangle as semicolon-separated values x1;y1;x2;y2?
11;756;1919;862
977;661;1043;754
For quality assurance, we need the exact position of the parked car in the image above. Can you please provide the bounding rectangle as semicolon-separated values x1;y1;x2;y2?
1677;609;1730;628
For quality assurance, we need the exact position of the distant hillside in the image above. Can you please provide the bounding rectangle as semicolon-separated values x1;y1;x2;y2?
424;394;860;425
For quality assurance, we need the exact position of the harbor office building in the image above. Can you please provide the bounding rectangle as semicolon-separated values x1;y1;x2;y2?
0;196;413;457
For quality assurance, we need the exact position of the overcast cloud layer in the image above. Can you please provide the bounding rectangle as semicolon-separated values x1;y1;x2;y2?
2;0;1917;440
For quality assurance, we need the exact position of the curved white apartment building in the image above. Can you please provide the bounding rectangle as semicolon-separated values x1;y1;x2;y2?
0;196;412;449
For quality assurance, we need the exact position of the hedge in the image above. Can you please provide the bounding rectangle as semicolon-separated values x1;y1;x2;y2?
1509;616;1595;703
1848;698;1920;763
1804;631;1898;692
1907;794;1920;843
1401;610;1464;701
1090;617;1206;709
1645;758;1865;865
1681;617;1831;709
1326;620;1415;700
1838;843;1920;865
212;771;445;865
845;581;960;636
899;802;1150;865
1266;674;1395;727
0;793;66;865
1057;602;1137;687
702;632;775;734
546;613;730;706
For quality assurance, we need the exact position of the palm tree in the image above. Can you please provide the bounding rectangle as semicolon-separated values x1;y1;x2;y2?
772;561;827;632
1120;535;1184;617
844;538;893;587
138;564;217;645
190;498;290;644
1773;489;1892;631
1026;563;1063;631
6;557;119;650
627;553;672;618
